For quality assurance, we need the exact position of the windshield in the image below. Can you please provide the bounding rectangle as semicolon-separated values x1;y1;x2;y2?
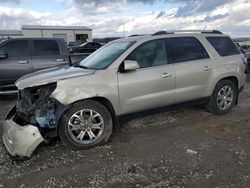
78;41;135;70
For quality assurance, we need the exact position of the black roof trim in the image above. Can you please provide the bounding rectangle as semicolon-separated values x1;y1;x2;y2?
128;34;145;37
152;31;174;36
201;30;223;34
152;30;223;36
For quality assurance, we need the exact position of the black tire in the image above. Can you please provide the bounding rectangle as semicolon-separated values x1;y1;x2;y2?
207;79;237;115
58;100;113;149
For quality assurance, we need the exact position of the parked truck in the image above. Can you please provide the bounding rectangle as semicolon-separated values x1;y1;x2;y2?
0;38;90;94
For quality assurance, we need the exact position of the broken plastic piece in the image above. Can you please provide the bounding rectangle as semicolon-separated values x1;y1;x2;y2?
2;120;44;158
186;149;198;155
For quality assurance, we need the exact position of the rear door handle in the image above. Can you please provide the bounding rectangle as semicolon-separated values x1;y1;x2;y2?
19;60;29;64
56;59;65;62
204;66;212;71
162;72;173;78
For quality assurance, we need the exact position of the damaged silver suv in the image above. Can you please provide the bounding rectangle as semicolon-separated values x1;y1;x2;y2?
2;30;247;158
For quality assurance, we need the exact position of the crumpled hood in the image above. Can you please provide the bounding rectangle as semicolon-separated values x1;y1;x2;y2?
16;65;95;90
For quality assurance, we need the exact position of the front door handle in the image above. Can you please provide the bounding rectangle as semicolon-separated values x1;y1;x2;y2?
162;72;173;78
56;59;65;62
204;66;212;71
19;60;29;64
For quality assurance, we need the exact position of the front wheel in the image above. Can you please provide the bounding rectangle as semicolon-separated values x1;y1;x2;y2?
58;100;113;149
207;80;237;115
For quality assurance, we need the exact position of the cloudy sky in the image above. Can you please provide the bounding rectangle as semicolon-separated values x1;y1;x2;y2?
0;0;249;38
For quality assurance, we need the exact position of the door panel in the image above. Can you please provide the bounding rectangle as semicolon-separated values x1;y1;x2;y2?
174;59;213;103
165;37;213;103
118;65;175;114
0;40;32;89
118;39;175;115
31;55;68;71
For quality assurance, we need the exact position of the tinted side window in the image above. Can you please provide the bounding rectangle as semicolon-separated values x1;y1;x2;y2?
2;40;29;57
127;40;167;68
34;40;60;56
207;37;240;56
166;37;210;64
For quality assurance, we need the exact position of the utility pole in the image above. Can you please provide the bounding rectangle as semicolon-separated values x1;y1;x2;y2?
123;23;125;38
203;23;207;31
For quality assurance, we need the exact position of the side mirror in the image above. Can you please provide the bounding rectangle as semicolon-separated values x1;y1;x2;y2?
0;50;8;59
124;60;139;71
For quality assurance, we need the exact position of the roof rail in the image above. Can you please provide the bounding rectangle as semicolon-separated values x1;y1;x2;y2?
152;30;223;36
152;31;174;36
128;34;145;37
201;30;223;34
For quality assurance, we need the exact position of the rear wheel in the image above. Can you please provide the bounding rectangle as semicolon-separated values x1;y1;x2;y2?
207;80;237;115
58;100;113;149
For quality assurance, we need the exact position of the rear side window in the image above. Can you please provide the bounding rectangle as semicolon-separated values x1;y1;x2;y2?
33;40;60;56
2;40;29;57
166;37;210;64
206;37;240;56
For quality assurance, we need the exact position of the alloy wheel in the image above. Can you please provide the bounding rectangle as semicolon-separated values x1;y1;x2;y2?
216;85;234;111
67;109;104;144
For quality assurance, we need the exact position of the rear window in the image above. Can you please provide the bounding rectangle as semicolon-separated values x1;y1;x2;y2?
166;37;210;64
34;40;60;56
206;37;240;57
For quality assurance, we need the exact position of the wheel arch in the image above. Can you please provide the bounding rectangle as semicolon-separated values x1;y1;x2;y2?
56;97;114;149
209;75;240;96
217;76;239;90
218;76;239;104
67;97;117;126
90;97;117;125
207;76;239;115
208;75;239;106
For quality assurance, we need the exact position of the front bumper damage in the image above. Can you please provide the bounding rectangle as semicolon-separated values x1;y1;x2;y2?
2;120;44;158
2;83;65;158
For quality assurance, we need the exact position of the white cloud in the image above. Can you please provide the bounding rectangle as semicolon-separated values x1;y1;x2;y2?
0;6;49;29
0;0;27;3
65;0;125;15
0;0;249;38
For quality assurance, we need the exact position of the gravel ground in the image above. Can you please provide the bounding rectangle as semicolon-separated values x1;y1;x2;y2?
0;83;250;188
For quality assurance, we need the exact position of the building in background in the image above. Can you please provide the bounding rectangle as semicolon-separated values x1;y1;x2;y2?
0;30;23;41
234;38;250;51
234;38;250;46
0;25;92;44
22;25;92;44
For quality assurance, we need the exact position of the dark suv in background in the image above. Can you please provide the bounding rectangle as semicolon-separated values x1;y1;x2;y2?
0;38;69;94
69;42;102;53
